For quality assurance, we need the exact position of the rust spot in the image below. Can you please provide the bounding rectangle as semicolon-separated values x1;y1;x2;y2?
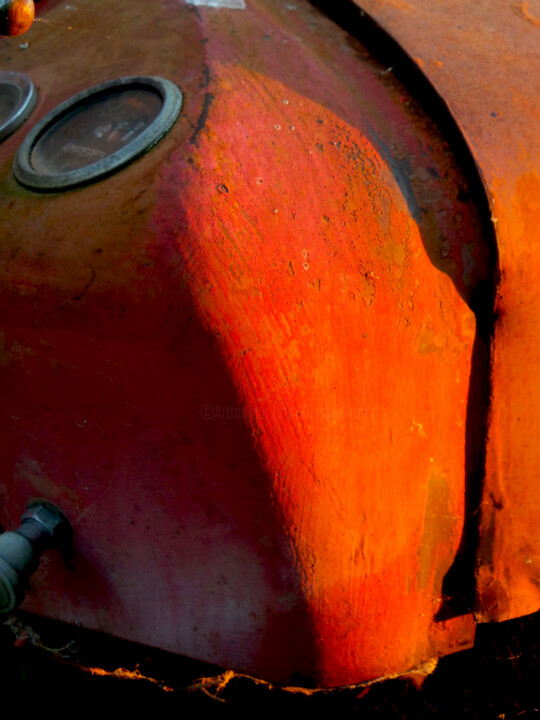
357;273;375;306
417;325;446;355
417;469;454;591
475;576;511;621
375;239;407;269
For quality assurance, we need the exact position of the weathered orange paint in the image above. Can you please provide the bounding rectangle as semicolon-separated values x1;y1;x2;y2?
0;0;491;686
352;0;540;623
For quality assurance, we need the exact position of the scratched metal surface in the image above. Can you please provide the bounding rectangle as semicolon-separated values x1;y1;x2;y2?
0;0;491;685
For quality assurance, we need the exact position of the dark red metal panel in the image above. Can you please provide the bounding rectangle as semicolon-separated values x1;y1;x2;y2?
0;0;492;686
352;0;540;623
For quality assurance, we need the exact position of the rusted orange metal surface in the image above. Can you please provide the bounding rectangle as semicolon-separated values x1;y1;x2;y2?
353;0;540;624
0;0;495;686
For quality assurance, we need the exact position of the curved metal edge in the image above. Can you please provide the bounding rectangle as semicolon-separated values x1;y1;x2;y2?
0;71;37;143
305;0;498;623
13;76;182;192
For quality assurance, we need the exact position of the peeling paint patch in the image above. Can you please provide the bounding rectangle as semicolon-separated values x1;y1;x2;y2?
357;273;375;306
185;0;245;8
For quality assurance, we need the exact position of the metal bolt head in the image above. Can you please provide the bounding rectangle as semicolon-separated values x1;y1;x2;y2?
21;499;72;551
